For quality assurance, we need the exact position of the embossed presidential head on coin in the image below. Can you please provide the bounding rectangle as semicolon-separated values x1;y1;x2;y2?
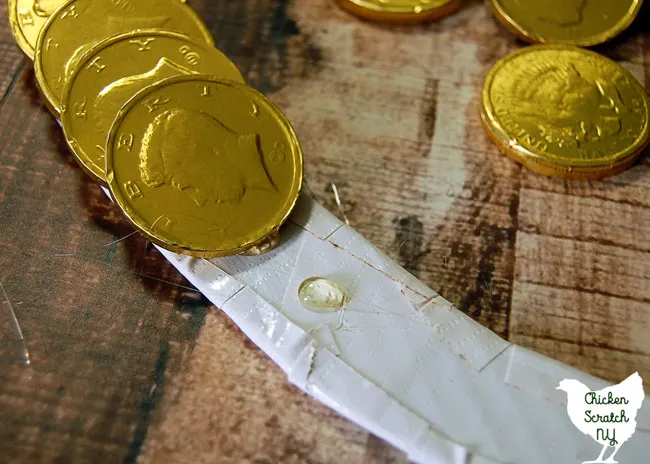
138;108;276;206
35;0;215;115
106;75;303;257
61;30;244;185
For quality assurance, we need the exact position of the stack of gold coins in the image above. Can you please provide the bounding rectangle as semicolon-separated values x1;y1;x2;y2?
333;0;649;180
9;0;303;257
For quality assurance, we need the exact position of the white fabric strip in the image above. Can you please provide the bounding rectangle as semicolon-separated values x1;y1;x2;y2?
107;189;649;463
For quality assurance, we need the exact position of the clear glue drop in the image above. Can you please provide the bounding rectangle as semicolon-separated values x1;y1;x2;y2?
298;277;347;313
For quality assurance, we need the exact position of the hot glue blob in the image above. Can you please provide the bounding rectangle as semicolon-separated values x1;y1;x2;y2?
298;277;348;313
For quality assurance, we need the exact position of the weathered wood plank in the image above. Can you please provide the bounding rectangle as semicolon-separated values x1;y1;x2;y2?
1;0;649;462
140;312;408;464
511;281;650;355
518;188;650;252
515;232;650;303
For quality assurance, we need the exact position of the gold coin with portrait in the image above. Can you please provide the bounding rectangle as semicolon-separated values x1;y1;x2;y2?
481;45;650;180
106;75;303;257
61;30;244;185
334;0;463;23
490;0;644;46
34;0;214;116
8;0;68;59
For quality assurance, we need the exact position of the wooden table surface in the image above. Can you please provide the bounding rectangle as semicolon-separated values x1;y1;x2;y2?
1;1;649;462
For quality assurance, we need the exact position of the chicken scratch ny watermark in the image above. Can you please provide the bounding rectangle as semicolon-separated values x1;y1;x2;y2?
556;372;645;464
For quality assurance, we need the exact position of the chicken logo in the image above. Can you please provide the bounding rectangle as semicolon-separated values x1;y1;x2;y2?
556;372;645;463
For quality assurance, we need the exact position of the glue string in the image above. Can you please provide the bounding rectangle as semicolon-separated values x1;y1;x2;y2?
0;281;31;366
331;183;350;226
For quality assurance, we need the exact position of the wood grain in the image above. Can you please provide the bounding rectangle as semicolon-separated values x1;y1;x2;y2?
0;0;649;462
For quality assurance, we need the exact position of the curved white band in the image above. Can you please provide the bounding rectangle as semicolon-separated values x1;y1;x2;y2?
108;189;649;464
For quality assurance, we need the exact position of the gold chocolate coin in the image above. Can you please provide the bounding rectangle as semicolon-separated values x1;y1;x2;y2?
61;30;244;185
490;0;644;47
481;45;650;180
334;0;463;23
106;75;303;257
34;0;214;116
8;0;68;59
